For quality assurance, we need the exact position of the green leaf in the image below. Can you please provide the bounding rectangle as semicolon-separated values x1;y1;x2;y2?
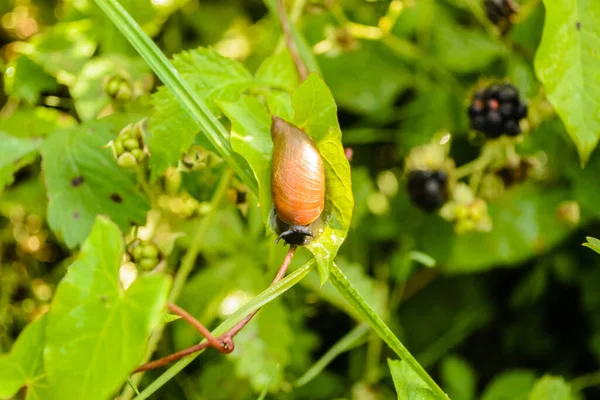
41;118;150;248
71;56;151;120
0;107;76;138
255;49;300;92
292;74;354;284
388;358;437;400
440;355;476;400
528;376;572;400
18;20;97;86
220;96;274;227
4;55;57;105
534;0;600;163
0;315;50;400
481;370;536;400
44;217;170;400
0;132;41;191
149;47;254;179
583;237;600;255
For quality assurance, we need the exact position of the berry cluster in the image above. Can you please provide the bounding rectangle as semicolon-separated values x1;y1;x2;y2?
468;84;527;139
407;170;448;212
129;241;161;270
484;0;519;26
109;120;148;168
104;74;133;103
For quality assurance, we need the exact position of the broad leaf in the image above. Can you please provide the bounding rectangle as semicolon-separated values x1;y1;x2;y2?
0;107;76;138
388;358;436;400
41;118;150;248
4;55;57;105
0;132;41;191
481;370;536;400
255;49;299;93
534;0;600;162
292;74;354;284
440;355;476;400
528;376;571;400
44;217;170;400
148;47;254;179
0;315;50;400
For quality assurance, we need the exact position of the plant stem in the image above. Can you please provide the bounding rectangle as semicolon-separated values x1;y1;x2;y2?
329;263;448;399
571;370;600;393
132;246;297;374
276;0;309;81
121;169;234;400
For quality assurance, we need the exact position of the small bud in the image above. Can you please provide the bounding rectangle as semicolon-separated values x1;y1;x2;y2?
130;148;144;160
131;245;143;262
123;138;140;151
139;258;159;270
141;244;159;259
117;152;138;168
114;140;125;156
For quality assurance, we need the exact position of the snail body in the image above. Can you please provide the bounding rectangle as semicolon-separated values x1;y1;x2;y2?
271;116;325;245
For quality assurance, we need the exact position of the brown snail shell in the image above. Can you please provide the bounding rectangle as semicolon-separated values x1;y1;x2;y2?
271;116;325;242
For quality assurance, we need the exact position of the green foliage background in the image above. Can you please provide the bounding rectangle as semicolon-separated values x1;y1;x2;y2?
0;0;600;399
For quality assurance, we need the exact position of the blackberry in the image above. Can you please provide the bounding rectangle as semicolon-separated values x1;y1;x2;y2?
407;170;448;212
468;83;528;139
485;0;519;26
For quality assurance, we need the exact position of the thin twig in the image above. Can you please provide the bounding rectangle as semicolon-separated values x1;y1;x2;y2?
132;246;297;373
167;303;229;353
276;0;309;81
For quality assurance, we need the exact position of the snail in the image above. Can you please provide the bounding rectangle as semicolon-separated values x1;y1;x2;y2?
270;116;325;246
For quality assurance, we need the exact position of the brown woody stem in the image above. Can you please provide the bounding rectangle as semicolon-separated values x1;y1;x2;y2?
276;0;309;81
133;246;297;373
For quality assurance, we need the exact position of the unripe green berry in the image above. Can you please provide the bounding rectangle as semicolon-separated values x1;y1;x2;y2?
139;258;159;270
116;85;132;102
130;148;143;160
124;138;139;151
141;244;159;259
117;152;138;168
132;245;143;261
114;140;125;156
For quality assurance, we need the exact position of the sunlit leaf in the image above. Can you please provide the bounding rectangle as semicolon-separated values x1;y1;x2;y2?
44;217;170;400
0;315;50;400
528;375;571;400
440;355;476;400
481;370;536;400
534;0;600;163
388;358;436;400
41;118;150;248
148;47;254;179
0;107;76;138
255;49;299;92
583;237;600;255
292;74;354;284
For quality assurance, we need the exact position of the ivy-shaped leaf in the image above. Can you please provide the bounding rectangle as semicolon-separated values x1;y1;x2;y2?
41;118;150;248
44;217;170;400
292;74;354;284
388;358;436;400
0;132;41;191
0;315;50;400
148;47;254;180
534;0;600;163
528;376;571;400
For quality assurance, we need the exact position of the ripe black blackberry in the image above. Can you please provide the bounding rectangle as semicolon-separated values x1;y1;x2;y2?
407;170;448;212
485;0;519;26
468;83;527;139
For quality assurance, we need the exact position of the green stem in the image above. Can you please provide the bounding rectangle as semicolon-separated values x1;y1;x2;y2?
92;0;258;195
329;264;448;399
571;370;600;393
132;260;316;400
121;169;234;400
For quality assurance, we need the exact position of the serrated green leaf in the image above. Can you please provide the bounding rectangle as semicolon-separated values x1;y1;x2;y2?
71;55;151;120
388;358;437;400
148;47;254;179
440;355;476;400
0;315;50;400
0;132;41;191
220;95;274;228
534;0;600;163
481;370;536;400
255;49;299;92
292;74;354;284
4;55;57;105
583;237;600;255
44;217;170;400
528;375;571;400
41;118;150;248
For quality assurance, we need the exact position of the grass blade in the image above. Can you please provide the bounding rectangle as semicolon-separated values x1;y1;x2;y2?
92;0;258;194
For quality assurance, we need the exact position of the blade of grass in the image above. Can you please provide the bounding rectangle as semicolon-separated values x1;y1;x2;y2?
329;264;448;399
257;364;280;400
133;259;316;400
92;0;258;195
295;323;370;387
